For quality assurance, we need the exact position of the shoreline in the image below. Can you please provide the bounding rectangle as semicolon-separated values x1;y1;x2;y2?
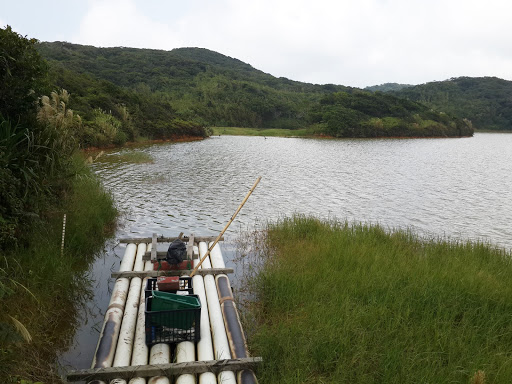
81;135;206;153
213;126;475;140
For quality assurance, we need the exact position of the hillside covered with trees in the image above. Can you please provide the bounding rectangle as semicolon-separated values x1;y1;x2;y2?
392;77;512;131
311;91;473;138
365;83;413;92
37;42;473;138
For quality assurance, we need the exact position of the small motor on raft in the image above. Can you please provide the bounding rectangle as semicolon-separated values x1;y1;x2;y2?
152;236;192;271
151;238;190;292
166;238;186;265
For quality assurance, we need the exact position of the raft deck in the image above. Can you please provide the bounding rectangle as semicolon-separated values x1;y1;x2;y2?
65;233;260;384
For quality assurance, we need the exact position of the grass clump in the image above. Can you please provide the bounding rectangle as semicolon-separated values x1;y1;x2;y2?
242;216;512;383
109;150;154;164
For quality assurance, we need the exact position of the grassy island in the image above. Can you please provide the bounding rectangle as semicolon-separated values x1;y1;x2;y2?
242;216;512;383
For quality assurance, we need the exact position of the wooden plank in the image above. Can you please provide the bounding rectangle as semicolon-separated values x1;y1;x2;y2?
143;251;169;261
65;357;262;382
143;251;167;261
120;236;223;244
151;233;157;261
111;268;234;279
187;233;195;260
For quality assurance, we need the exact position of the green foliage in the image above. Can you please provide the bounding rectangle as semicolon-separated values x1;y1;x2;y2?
0;155;117;383
37;42;473;138
36;89;81;155
0;26;49;122
243;216;512;383
0;26;118;383
46;63;208;145
212;126;315;137
365;82;414;92
313;91;473;137
83;108;122;146
0;118;54;247
37;42;350;130
0;90;91;249
0;30;81;250
0;28;81;250
393;77;512;130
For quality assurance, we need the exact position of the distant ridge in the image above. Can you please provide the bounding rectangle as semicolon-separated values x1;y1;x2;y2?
393;76;512;130
38;42;351;95
365;83;413;92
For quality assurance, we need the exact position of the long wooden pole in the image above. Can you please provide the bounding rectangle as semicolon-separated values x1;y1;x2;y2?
190;176;261;277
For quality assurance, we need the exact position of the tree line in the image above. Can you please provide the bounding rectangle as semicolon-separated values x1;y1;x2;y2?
37;41;473;137
390;77;512;131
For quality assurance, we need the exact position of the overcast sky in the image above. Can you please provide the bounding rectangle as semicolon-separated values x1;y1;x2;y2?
1;0;511;88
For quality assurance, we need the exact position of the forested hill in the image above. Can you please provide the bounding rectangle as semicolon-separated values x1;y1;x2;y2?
37;42;473;138
38;43;351;95
365;83;413;92
392;77;512;131
37;42;352;130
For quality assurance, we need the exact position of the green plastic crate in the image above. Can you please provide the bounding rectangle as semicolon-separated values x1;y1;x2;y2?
151;291;201;311
145;294;201;345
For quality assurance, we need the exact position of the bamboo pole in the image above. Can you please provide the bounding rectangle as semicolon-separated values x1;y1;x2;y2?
190;176;261;278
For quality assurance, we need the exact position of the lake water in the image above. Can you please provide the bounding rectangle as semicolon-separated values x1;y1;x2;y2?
60;133;512;370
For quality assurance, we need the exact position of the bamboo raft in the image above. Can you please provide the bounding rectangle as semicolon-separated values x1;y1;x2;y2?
65;233;261;384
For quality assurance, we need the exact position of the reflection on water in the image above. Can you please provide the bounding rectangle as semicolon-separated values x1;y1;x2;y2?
60;133;512;369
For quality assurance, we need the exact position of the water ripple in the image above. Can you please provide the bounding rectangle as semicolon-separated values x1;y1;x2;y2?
90;133;512;250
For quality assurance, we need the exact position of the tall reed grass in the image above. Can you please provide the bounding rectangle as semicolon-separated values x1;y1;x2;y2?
240;216;512;383
0;155;117;383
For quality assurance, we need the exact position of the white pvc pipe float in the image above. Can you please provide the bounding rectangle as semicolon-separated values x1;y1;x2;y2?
147;343;171;384
111;243;147;384
110;278;141;384
199;242;236;384
131;243;150;359
128;378;146;384
174;246;206;384
176;341;196;384
146;243;171;384
129;243;154;384
192;258;217;384
91;243;137;369
133;243;146;271
119;243;138;272
210;243;258;384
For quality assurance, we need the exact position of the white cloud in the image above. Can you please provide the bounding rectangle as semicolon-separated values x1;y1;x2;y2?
73;0;183;49
70;0;512;87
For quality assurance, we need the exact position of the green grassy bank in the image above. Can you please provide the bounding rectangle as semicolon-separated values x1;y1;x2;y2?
212;126;320;137
0;156;117;383
243;216;512;383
